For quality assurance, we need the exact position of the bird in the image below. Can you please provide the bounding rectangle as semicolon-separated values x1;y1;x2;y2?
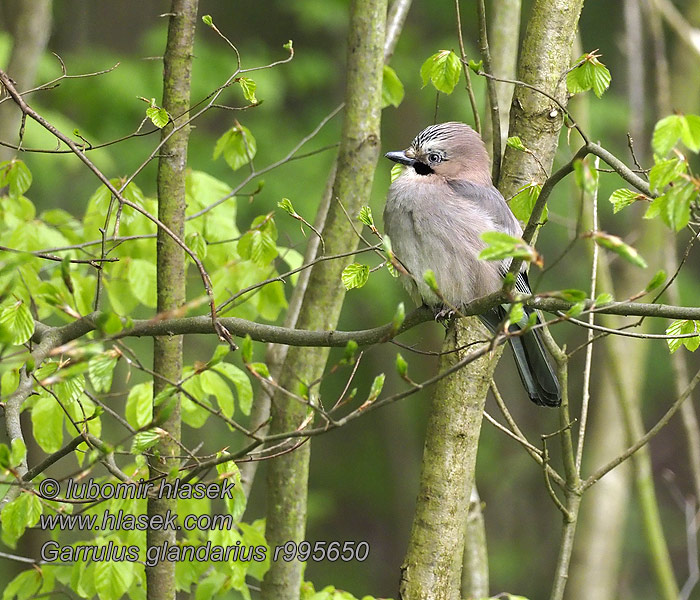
383;121;561;407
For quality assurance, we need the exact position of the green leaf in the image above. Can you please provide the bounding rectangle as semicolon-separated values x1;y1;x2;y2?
566;52;611;98
30;392;63;453
278;197;296;216
238;77;258;104
358;206;374;227
506;136;527;152
479;231;542;265
667;320;700;353
366;373;385;404
644;182;696;231
468;59;483;73
420;50;461;94
131;429;162;453
396;353;408;377
609;188;643;213
0;159;32;198
202;14;213;26
573;157;599;195
381;65;404;108
1;493;41;548
283;40;293;52
241;334;253;363
127;258;157;308
594;292;613;306
88;351;118;393
390;163;404;183
249;362;271;379
213;362;254;416
645;269;666;292
682;114;700;152
566;301;586;318
186;231;207;261
508;302;524;325
509;183;545;222
588;231;647;268
341;263;370;290
146;105;169;128
557;289;587;302
213;124;257;171
200;370;234;418
423;269;438;291
652;115;684;156
649;157;687;192
392;302;405;331
95;312;123;335
125;381;153;429
94;555;134;600
0;300;34;345
10;438;26;468
3;569;43;600
343;340;358;363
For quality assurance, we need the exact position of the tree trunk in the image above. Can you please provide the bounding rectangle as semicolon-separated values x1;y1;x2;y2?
0;0;52;163
399;321;501;600
260;1;387;598
146;2;197;599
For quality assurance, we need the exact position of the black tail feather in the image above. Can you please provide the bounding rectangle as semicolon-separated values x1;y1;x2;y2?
479;307;561;407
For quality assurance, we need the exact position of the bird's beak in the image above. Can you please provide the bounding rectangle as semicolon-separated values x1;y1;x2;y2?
385;150;416;167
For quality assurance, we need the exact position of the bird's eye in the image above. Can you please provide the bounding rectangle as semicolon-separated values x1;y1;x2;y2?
427;153;442;164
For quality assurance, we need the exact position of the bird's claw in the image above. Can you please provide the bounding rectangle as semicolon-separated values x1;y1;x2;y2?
433;307;455;328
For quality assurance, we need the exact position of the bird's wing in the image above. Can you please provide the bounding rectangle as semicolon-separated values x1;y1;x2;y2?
447;180;522;237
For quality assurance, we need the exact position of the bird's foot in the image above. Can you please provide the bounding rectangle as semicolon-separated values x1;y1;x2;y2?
433;307;455;328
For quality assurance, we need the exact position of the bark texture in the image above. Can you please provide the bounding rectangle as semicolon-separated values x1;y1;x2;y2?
147;2;197;599
399;321;500;600
0;0;52;162
499;0;585;199
260;1;387;598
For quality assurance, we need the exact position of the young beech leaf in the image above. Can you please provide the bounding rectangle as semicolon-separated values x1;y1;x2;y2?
238;77;257;104
645;269;666;292
278;197;296;216
468;59;483;73
652;114;685;156
202;14;213;26
392;302;405;331
358;206;374;227
146;106;169;129
341;263;370;290
509;183;545;222
666;319;700;353
343;340;358;364
506;136;527;152
390;163;404;183
213;124;257;171
649;158;687;193
420;50;461;95
367;373;385;403
396;353;408;377
609;188;644;213
382;65;405;108
423;269;438;291
586;231;647;268
479;231;543;267
0;159;32;198
594;292;613;306
566;51;611;98
241;334;253;363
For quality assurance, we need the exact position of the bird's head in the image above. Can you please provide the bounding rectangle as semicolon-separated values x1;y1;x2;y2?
385;121;491;185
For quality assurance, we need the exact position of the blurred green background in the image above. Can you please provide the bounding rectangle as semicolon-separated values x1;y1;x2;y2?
2;1;700;598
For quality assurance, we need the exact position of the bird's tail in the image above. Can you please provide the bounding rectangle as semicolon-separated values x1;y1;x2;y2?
480;307;561;407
